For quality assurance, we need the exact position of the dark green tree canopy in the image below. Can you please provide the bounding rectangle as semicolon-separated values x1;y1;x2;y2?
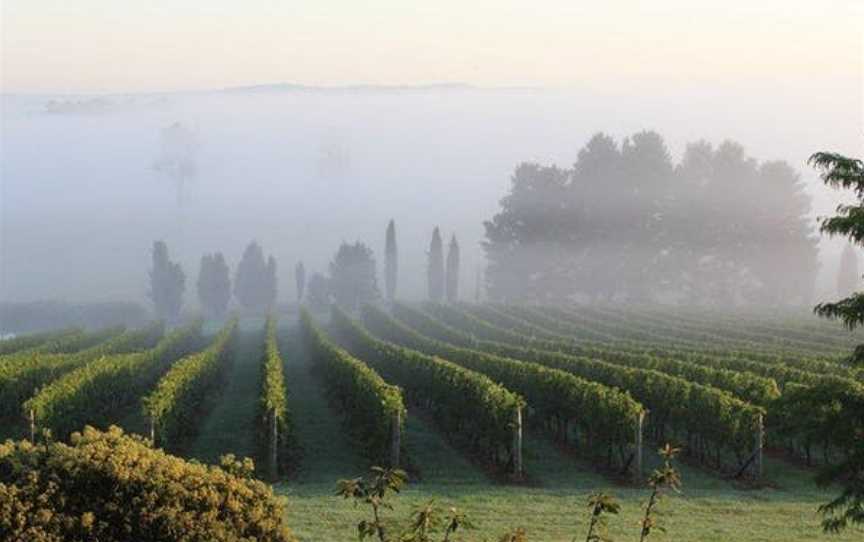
809;149;864;533
148;240;185;323
329;241;379;311
813;152;864;333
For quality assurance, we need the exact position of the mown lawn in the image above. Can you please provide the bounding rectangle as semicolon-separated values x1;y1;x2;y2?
279;440;863;541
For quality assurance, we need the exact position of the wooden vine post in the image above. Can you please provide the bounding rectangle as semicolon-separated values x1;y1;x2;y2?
390;409;402;468
633;410;646;483
269;409;279;479
753;413;764;480
513;406;523;479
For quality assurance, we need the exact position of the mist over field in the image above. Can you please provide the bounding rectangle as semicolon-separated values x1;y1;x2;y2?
1;83;861;307
5;3;864;542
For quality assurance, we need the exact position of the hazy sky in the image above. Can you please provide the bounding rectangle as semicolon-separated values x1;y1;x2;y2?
3;1;862;94
1;1;863;306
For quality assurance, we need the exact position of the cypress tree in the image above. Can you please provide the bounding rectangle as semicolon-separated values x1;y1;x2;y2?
428;227;445;302
385;219;398;302
446;234;460;303
148;240;185;324
837;244;859;298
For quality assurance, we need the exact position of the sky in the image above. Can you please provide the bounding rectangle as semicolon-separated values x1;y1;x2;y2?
2;1;862;96
1;1;863;306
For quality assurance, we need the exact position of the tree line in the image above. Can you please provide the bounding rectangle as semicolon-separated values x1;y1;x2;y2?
483;131;819;305
147;221;463;321
305;221;461;312
148;240;279;322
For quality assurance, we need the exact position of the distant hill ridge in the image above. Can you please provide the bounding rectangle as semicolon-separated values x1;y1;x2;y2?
221;82;475;93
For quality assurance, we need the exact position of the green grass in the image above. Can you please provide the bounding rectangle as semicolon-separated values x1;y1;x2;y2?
269;326;862;541
185;324;264;462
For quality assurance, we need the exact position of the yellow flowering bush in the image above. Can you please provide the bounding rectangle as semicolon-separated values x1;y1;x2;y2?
0;425;297;542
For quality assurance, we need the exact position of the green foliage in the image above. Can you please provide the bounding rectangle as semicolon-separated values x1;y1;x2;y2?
508;304;858;385
362;304;643;471
143;318;238;449
810;152;864;243
337;467;474;542
774;381;864;532
0;323;163;418
336;466;407;541
464;303;783;407
0;328;78;356
259;314;293;475
25;326;126;356
24;321;203;439
299;309;405;463
0;425;297;542
426;303;765;471
148;240;185;323
331;307;524;472
639;444;682;542
404;500;474;542
816;293;864;333
584;493;620;542
810;148;864;532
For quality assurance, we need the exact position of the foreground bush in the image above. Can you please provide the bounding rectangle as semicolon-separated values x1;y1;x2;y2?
0;426;297;542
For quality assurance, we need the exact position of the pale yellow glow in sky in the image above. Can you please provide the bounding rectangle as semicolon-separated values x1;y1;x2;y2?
1;0;862;94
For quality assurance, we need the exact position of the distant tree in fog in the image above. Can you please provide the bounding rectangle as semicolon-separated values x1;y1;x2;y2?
148;241;185;323
428;227;445;302
234;242;277;313
482;131;819;305
295;261;306;303
483;162;573;302
329;242;379;311
266;256;278;307
152;122;198;206
446;235;460;303
306;272;331;312
385;220;398;302
197;252;231;320
837;244;859;299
